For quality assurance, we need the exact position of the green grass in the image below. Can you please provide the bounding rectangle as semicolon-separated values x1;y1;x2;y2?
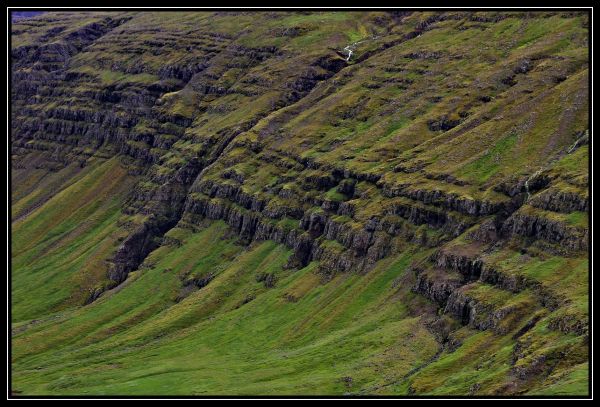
11;10;589;396
457;133;518;183
324;187;347;202
12;212;588;395
528;363;589;395
12;228;438;395
565;211;587;228
12;157;137;321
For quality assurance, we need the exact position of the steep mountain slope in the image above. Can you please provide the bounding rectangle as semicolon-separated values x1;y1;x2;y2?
11;11;589;396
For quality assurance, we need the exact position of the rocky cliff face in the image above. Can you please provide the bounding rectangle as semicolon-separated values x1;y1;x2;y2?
11;11;589;396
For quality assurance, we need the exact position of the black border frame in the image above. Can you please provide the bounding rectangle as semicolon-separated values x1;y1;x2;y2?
6;5;593;400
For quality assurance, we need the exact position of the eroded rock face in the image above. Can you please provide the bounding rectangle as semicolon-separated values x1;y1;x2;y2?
427;116;462;132
256;272;277;288
11;11;588;316
529;190;588;213
382;184;504;216
548;313;588;336
109;222;166;284
385;200;472;237
11;11;589;395
443;289;522;334
479;267;528;293
413;269;463;305
433;250;483;280
502;212;588;251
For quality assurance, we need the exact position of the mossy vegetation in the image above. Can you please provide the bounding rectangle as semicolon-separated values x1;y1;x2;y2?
11;10;588;396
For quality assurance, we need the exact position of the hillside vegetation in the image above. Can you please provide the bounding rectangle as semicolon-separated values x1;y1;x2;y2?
11;11;589;396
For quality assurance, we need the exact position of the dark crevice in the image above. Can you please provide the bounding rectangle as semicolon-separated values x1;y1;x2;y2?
86;50;352;303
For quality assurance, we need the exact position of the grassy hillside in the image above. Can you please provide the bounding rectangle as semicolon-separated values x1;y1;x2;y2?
11;10;589;396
